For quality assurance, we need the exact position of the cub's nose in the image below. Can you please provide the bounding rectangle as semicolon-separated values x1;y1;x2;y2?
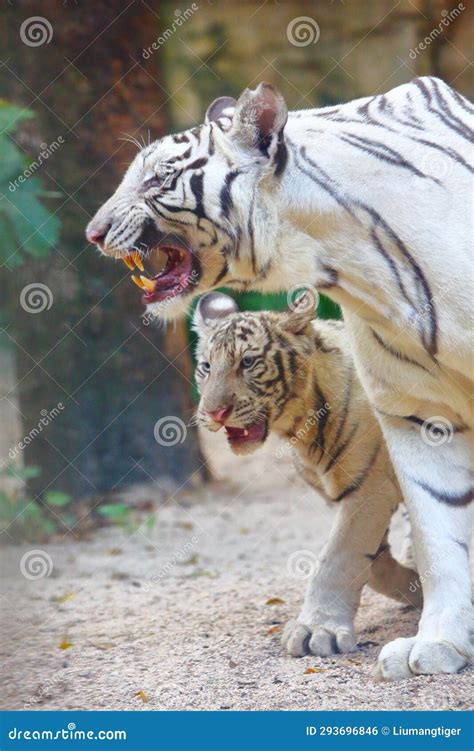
86;222;111;248
207;405;233;424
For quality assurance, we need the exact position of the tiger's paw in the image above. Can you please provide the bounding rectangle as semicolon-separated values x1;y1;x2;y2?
373;636;469;681
282;618;357;657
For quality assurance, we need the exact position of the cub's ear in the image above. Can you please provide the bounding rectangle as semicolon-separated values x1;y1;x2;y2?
193;292;239;335
282;289;318;334
205;96;237;126
230;82;288;157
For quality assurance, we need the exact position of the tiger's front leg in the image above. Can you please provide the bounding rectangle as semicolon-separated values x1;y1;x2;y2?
375;416;473;680
282;483;398;657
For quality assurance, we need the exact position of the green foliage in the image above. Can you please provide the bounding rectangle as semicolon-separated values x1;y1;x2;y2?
0;99;61;267
0;464;72;542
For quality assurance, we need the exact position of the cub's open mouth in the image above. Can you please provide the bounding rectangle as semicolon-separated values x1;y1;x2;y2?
121;243;199;305
224;418;268;448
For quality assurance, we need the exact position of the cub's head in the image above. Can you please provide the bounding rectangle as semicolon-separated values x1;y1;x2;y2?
86;84;289;320
193;291;315;455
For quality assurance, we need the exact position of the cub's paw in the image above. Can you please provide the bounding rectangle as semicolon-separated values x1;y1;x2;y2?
282;618;357;657
373;637;469;681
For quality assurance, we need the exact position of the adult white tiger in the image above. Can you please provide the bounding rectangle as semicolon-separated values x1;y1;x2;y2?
87;76;473;680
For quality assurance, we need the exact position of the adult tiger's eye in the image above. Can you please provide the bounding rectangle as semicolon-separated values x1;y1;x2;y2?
143;175;164;191
241;356;255;369
201;361;211;373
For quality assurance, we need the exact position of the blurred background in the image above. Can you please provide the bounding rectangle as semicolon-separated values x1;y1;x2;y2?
0;0;472;541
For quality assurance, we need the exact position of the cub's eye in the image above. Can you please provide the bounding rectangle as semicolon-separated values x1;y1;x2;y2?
241;356;255;369
200;361;211;374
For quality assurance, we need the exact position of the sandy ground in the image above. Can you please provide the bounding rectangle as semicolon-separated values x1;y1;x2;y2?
1;431;472;711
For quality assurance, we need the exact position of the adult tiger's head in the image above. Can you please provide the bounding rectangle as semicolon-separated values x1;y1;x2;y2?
193;291;315;455
86;83;289;320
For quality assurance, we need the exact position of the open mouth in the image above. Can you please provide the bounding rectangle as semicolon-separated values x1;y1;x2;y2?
224;418;268;448
121;243;199;305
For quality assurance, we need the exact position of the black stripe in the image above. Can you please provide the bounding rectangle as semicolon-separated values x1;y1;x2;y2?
372;330;431;373
430;78;474;142
403;414;465;434
413;479;473;507
407;135;473;174
334;442;381;502
324;422;358;474
220;170;240;218
308;377;329;461
185;157;208;171
211;260;229;287
324;368;353;470
413;78;473;143
339;132;441;184
189;172;205;218
274;130;288;177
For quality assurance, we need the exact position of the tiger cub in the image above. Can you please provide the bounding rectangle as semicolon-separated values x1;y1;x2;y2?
193;291;420;659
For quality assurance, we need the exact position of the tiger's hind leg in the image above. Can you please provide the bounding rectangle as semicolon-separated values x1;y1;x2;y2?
374;416;473;680
368;531;422;608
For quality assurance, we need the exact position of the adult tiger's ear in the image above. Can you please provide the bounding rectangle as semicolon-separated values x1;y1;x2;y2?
205;96;237;126
230;82;288;161
283;289;318;334
193;292;239;335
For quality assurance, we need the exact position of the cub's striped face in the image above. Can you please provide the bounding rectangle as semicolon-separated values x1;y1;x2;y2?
86;85;288;320
193;292;313;456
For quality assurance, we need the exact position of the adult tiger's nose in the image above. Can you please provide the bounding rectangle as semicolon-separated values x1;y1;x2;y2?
207;405;233;424
86;222;112;248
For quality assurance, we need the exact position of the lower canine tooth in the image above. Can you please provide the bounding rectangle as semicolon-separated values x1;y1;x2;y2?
139;275;156;292
243;429;249;436
131;275;145;289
